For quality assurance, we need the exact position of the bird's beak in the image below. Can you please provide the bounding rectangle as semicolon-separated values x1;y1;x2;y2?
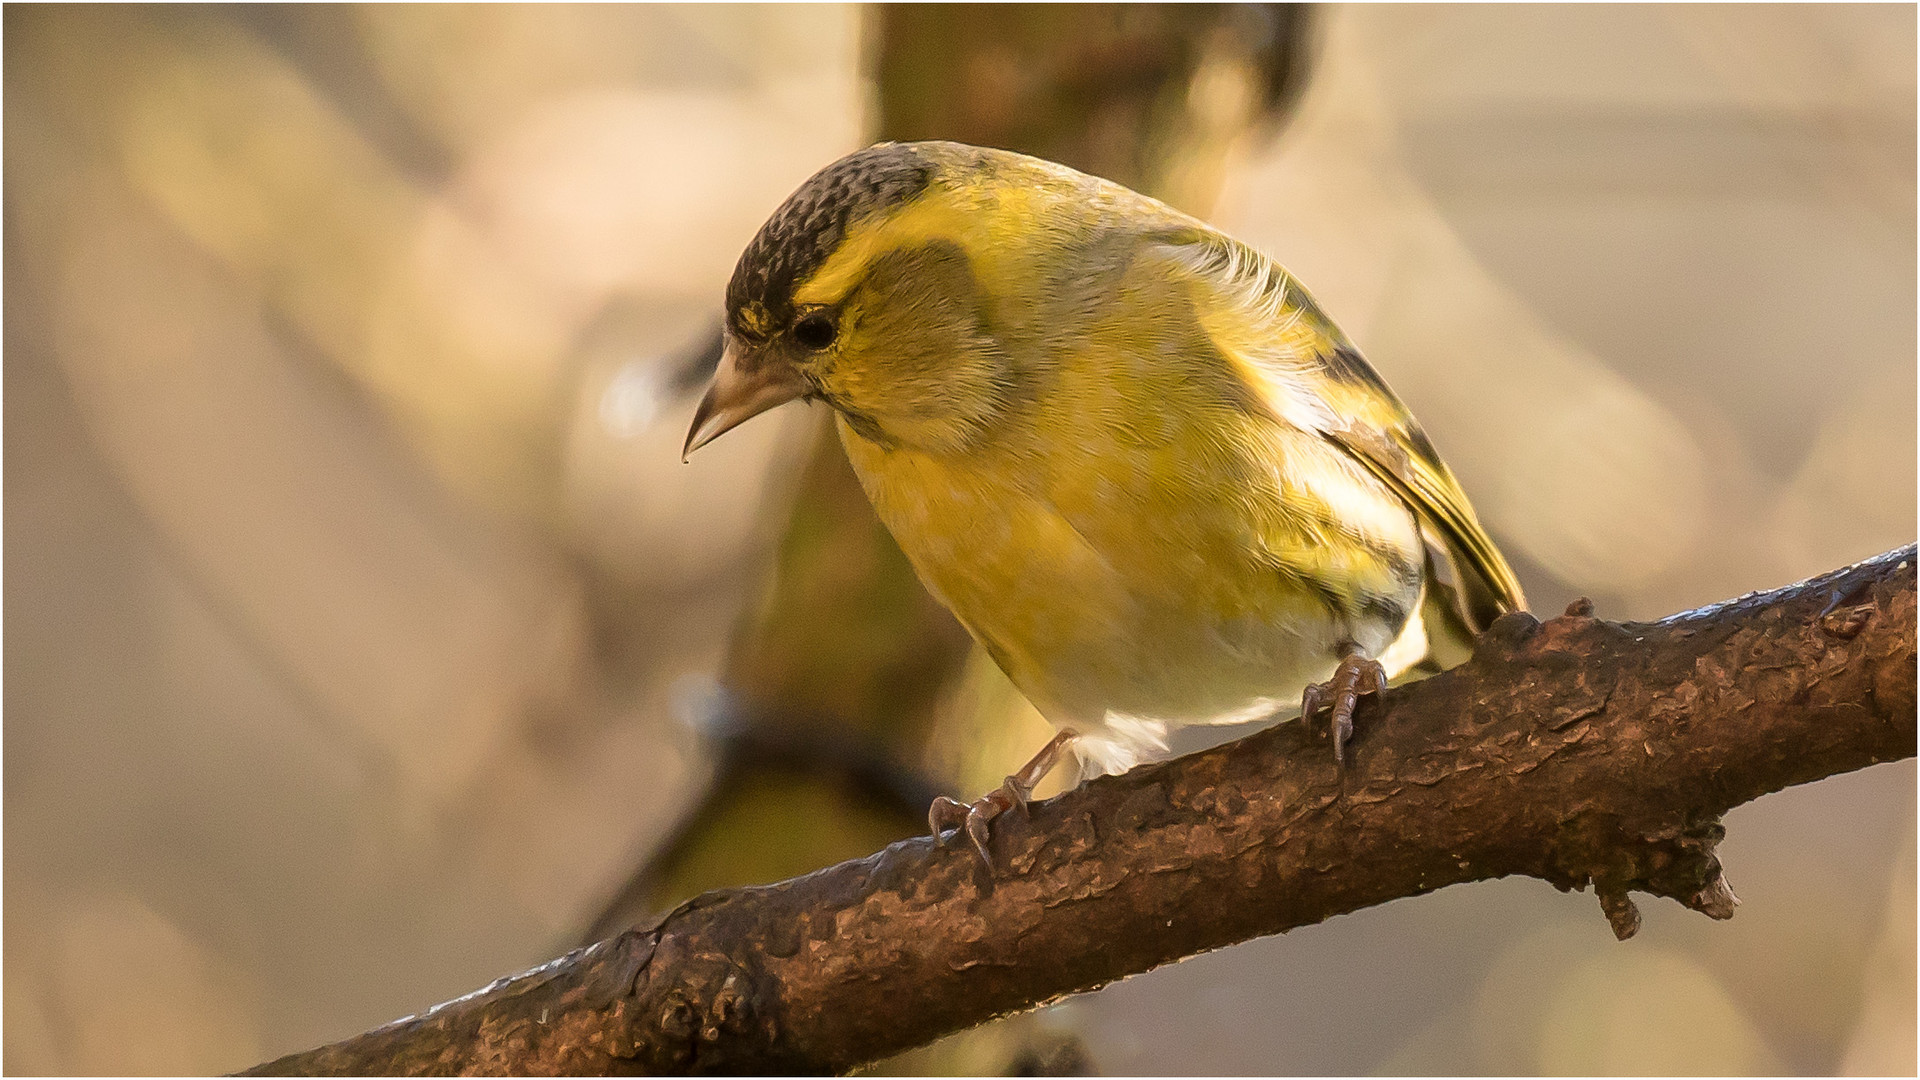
682;341;809;461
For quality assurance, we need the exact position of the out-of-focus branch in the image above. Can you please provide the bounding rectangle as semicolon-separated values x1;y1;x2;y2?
247;547;1916;1076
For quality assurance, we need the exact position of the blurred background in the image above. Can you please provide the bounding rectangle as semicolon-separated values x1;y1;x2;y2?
5;4;1913;1074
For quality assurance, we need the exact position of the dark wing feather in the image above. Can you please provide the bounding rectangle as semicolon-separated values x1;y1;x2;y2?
1318;391;1524;631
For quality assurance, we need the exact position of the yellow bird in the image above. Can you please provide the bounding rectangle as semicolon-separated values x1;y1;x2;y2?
686;141;1525;864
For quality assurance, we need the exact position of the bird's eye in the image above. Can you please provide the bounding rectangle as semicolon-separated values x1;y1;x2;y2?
793;312;837;350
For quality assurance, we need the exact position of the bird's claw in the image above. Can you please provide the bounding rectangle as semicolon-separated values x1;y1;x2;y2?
929;775;1030;870
1300;651;1388;766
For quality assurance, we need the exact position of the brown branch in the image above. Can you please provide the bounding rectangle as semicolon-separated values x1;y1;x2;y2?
246;547;1917;1076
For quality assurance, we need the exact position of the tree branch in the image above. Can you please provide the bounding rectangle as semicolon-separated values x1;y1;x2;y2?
246;547;1917;1076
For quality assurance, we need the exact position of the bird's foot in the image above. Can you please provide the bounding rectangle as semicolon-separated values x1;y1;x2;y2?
929;729;1077;870
929;780;1029;870
1300;649;1388;767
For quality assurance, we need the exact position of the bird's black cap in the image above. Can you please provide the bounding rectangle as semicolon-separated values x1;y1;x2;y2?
725;142;937;340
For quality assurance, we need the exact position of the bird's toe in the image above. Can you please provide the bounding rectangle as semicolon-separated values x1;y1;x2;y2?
1302;651;1389;767
930;784;1024;871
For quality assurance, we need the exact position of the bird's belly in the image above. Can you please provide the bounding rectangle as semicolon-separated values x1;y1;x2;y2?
840;418;1422;736
1039;578;1360;730
944;520;1369;732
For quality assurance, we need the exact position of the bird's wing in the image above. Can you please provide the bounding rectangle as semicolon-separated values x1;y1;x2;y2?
1154;230;1526;634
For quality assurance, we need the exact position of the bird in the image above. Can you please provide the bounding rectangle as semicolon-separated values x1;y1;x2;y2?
684;140;1526;867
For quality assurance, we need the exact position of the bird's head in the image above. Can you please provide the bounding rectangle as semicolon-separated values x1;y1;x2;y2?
685;141;1092;460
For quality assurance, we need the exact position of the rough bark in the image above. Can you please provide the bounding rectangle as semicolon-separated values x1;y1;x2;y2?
246;546;1917;1076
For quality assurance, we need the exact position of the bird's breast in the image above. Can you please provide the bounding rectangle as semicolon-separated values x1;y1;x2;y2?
836;388;1425;731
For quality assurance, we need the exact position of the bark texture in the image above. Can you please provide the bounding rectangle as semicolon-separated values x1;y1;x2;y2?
247;546;1917;1076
